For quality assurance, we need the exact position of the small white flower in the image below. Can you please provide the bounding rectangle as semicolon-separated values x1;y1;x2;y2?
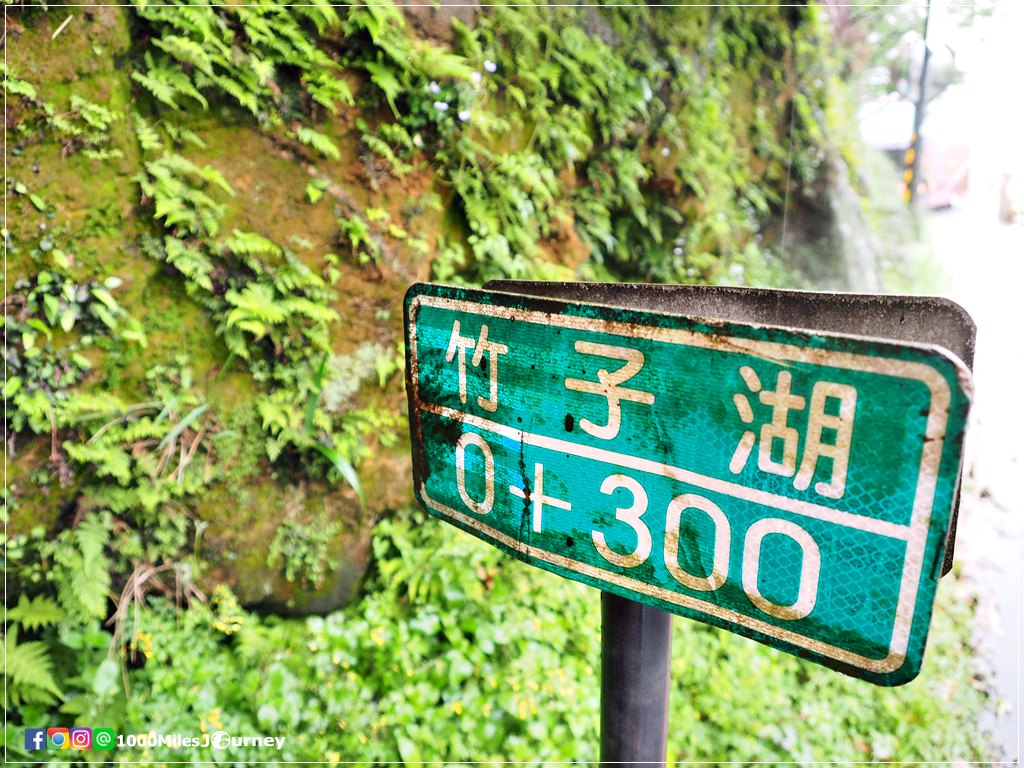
471;71;482;84
458;110;471;122
673;246;683;257
483;60;497;73
433;101;449;112
427;81;441;94
661;147;670;157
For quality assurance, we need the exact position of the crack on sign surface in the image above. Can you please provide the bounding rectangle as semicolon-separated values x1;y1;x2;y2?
516;431;532;557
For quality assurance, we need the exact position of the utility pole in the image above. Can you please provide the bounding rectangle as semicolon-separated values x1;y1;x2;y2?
904;0;932;206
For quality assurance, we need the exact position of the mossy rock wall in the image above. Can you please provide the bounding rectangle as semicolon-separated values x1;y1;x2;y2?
6;2;843;615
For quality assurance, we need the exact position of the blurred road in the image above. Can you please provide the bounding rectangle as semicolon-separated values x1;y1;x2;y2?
926;184;1023;761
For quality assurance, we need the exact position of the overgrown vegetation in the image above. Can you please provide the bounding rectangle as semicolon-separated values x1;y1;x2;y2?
3;511;992;762
3;2;993;763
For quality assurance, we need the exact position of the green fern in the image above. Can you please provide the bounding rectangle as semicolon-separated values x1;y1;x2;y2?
63;441;133;485
303;70;354;113
11;389;52;434
163;123;207;150
132;51;209;110
164;237;215;292
48;512;113;622
3;626;64;710
131;0;353;119
8;594;65;631
207;73;260;116
222;229;282;260
133;112;164;152
361;132;413;177
152;33;216;76
285;297;338;325
305;178;331;204
338;215;381;264
256;392;301;435
138;152;233;237
69;95;120;132
224;283;287;339
271;249;332;294
294;127;341;160
2;64;39;101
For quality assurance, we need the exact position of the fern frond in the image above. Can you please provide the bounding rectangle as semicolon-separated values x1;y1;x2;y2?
273;253;330;294
3;627;64;708
56;392;130;423
3;66;39;101
8;594;65;631
221;327;252;361
249;55;276;86
210;74;259;116
303;71;354;113
415;44;474;81
164;237;215;291
69;96;120;131
256;394;301;434
132;53;209;111
284;298;339;325
64;440;133;485
361;133;412;177
153;34;216;76
11;388;53;433
294;127;341;160
363;59;403;106
196;165;234;197
225;284;287;328
294;0;341;34
223;230;282;259
49;513;113;622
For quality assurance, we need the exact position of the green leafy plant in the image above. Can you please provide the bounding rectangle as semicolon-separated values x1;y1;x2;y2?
3;626;64;711
338;214;381;266
46;513;114;623
294;127;341;160
137;151;234;238
79;510;993;763
130;1;353;122
5;271;146;434
267;513;340;588
3;594;66;712
305;178;331;204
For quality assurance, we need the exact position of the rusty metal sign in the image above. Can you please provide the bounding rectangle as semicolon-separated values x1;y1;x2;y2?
404;283;972;685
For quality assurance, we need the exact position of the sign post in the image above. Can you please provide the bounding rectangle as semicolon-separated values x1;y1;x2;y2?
405;281;973;757
600;593;671;766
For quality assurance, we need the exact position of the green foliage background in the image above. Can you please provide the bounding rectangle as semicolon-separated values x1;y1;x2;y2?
4;1;992;764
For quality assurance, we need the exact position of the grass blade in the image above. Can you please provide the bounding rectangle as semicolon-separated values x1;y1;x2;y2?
157;403;209;451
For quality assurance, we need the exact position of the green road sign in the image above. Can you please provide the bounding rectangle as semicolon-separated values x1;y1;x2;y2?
405;283;972;685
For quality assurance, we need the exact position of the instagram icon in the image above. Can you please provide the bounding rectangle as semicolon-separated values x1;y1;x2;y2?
70;728;92;750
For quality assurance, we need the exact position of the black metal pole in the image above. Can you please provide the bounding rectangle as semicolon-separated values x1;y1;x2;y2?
600;592;672;767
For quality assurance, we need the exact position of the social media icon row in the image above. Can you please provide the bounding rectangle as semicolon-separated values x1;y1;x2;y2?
24;727;116;751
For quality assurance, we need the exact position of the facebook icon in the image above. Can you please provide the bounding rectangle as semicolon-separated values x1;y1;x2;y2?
25;729;47;751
